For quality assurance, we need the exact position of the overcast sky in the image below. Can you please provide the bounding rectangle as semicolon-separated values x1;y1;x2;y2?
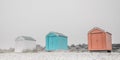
0;0;120;49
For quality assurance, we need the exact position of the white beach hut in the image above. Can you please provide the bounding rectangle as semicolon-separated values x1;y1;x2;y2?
15;36;36;52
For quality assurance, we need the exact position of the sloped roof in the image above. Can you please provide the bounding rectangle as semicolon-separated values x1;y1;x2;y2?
16;36;36;41
88;27;112;35
46;32;67;37
88;27;105;33
106;32;112;35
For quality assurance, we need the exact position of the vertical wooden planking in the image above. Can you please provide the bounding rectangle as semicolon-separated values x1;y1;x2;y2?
88;27;112;51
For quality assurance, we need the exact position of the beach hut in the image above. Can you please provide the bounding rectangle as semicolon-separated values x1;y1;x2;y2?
45;32;68;51
15;36;36;52
88;27;112;52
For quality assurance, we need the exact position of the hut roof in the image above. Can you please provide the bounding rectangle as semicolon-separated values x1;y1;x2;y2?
16;36;36;41
47;32;67;37
88;27;105;33
106;32;112;35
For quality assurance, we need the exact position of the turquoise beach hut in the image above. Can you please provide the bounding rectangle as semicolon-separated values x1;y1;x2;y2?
45;32;68;51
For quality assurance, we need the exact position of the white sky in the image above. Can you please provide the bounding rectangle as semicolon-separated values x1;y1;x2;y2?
0;0;120;49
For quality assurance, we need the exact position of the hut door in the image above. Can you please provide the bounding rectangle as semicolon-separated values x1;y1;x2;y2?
49;38;54;49
91;33;103;49
97;33;103;49
49;37;56;50
91;34;98;49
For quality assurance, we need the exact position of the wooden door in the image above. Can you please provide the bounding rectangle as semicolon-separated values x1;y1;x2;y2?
97;33;103;49
49;37;57;50
91;33;103;50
